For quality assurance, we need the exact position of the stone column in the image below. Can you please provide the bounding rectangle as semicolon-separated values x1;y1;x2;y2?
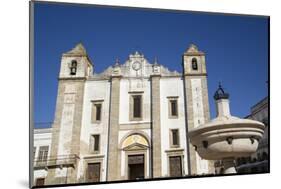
151;75;162;178
107;76;121;181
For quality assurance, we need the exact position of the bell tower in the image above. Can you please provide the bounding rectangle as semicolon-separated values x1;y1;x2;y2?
46;43;93;184
182;44;214;175
59;43;93;79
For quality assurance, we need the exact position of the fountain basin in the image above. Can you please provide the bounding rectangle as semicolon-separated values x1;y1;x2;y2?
188;116;265;160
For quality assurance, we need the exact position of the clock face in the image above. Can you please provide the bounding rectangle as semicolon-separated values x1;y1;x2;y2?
132;61;141;71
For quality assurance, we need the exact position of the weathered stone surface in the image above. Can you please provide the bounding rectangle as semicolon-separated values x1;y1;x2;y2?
107;77;121;181
151;75;162;178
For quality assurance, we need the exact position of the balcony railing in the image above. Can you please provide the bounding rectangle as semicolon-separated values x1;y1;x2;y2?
34;154;79;168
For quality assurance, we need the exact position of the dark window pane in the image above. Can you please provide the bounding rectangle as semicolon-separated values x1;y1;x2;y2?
171;100;178;116
172;129;179;145
94;135;100;151
133;96;141;118
95;104;101;121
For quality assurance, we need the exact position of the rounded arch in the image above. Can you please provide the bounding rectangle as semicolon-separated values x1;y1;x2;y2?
191;57;198;70
118;130;151;149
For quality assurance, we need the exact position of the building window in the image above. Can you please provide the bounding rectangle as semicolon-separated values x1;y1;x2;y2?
90;134;100;153
133;95;142;118
95;104;102;121
192;58;198;70
70;60;77;75
91;101;103;123
133;95;141;118
129;93;143;121
168;97;179;119
171;100;178;116
38;146;49;162
170;129;180;147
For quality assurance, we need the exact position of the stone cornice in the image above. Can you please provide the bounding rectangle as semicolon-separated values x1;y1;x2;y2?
34;128;52;134
58;77;87;81
110;75;122;79
184;73;208;77
183;52;205;56
150;74;161;78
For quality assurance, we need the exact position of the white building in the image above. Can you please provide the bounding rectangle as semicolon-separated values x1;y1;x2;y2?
33;43;215;186
236;97;269;173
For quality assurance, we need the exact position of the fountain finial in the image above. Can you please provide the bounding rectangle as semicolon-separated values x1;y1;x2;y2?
214;82;229;100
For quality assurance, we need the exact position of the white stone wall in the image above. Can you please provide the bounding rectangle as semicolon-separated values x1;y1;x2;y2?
118;78;152;178
159;77;189;176
119;78;151;124
33;128;52;183
56;84;76;168
78;79;111;181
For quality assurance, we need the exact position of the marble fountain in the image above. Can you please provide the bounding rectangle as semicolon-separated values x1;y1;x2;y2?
188;84;265;174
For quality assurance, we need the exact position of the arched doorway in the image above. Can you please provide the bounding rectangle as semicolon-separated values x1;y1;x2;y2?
121;133;150;180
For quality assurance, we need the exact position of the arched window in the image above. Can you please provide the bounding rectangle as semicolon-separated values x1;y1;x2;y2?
192;58;198;70
70;60;77;75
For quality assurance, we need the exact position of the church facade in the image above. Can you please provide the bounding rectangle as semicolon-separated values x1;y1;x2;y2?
33;43;215;186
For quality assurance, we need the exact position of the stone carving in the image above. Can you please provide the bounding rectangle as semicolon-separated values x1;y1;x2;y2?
90;52;181;79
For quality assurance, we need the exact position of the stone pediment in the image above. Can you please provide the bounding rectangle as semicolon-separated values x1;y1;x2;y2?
121;134;149;151
123;143;149;151
184;44;204;56
64;43;87;56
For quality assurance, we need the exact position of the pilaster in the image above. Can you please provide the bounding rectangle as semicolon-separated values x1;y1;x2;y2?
151;75;162;178
107;76;121;181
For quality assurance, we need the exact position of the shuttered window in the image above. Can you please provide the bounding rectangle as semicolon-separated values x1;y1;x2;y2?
38;146;49;161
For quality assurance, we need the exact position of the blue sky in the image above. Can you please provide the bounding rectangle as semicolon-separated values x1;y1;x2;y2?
34;2;268;128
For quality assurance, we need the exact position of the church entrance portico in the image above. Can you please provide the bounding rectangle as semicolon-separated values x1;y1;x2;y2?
120;133;150;180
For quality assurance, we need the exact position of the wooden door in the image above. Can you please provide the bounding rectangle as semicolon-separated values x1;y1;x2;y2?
128;155;144;180
169;156;182;177
35;178;45;186
87;163;101;182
